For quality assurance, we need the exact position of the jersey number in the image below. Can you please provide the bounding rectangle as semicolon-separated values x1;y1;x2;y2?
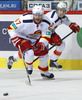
15;18;21;25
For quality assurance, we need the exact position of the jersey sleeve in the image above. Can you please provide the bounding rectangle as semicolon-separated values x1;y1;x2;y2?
39;22;54;46
8;15;24;39
39;15;55;46
39;28;51;46
63;16;72;26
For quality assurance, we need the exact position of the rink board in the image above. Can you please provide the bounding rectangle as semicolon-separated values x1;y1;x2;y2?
0;58;82;70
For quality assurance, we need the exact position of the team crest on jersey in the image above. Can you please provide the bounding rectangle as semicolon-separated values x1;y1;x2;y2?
29;30;41;35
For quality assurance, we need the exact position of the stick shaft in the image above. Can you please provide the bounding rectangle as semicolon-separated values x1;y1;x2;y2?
18;45;31;85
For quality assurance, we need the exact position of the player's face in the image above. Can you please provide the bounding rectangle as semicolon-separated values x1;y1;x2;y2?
33;14;43;24
57;8;66;17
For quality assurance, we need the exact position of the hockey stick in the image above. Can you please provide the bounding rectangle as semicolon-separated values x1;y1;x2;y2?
33;31;74;62
18;45;31;86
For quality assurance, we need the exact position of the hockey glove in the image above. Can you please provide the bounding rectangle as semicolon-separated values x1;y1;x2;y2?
34;42;45;53
52;35;62;46
11;37;31;50
11;37;23;48
69;23;80;33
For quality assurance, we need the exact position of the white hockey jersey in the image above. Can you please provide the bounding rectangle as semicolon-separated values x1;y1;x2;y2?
8;13;52;46
45;11;72;29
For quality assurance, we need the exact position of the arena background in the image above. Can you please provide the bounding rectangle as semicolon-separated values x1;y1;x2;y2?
0;0;82;69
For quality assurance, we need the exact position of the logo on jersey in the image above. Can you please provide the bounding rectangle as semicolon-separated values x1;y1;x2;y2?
46;31;51;35
11;22;17;30
29;30;41;35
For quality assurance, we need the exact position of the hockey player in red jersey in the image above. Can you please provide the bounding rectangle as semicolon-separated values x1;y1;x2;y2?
45;2;80;69
7;5;54;79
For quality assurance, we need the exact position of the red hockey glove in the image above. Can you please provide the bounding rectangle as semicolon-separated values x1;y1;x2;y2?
11;37;23;48
52;35;62;46
34;42;45;53
69;23;80;33
11;37;32;52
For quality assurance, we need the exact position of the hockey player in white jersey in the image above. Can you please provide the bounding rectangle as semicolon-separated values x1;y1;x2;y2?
45;2;80;69
7;5;54;79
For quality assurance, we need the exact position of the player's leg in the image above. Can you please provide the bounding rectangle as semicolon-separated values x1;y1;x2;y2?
24;49;34;74
7;39;34;74
38;54;54;79
7;50;22;69
17;40;34;74
49;32;66;69
50;41;65;69
7;37;24;69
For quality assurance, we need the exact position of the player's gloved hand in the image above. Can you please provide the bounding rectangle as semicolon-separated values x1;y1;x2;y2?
34;42;45;53
69;23;80;33
11;37;23;48
11;37;28;48
52;35;62;46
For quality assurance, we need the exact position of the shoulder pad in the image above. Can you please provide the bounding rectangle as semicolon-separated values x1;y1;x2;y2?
42;15;51;25
42;19;51;25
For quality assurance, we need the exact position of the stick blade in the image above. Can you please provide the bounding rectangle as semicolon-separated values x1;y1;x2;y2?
25;80;31;86
77;27;82;48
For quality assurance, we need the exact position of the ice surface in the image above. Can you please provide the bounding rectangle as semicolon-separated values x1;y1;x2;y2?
0;69;82;100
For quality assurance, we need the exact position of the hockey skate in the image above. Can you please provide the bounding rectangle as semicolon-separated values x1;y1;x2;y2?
50;60;62;70
27;69;33;75
41;72;54;79
7;56;16;69
27;65;33;75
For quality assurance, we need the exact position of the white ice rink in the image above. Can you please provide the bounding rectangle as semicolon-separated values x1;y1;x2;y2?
0;69;82;100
